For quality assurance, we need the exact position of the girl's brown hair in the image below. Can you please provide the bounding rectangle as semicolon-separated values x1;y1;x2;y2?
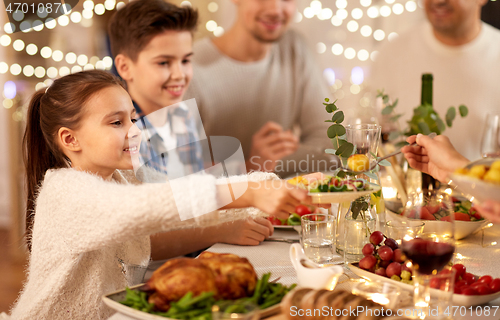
23;70;124;251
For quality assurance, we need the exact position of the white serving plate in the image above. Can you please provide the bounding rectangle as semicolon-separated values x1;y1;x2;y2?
349;264;500;307
103;284;281;320
309;183;381;204
386;209;487;240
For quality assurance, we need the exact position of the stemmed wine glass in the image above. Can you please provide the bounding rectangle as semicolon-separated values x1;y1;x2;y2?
480;114;500;158
400;189;455;319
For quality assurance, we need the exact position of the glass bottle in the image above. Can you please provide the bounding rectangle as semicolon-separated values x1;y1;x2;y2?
420;73;440;190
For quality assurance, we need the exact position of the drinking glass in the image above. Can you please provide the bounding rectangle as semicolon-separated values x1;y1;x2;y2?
400;189;455;319
345;124;382;157
352;281;401;309
301;214;336;265
480;114;500;158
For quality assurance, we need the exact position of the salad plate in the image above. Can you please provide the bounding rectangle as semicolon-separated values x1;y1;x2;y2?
348;263;500;307
309;183;381;204
103;284;281;320
386;208;487;240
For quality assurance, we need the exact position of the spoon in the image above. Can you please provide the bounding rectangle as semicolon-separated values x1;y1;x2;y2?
342;132;437;174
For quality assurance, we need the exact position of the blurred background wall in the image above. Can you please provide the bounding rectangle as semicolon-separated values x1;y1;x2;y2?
0;0;498;249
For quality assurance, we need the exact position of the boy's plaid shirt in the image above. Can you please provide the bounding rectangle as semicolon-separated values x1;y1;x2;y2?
133;101;204;175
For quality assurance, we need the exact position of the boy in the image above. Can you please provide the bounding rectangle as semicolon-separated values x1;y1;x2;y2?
107;0;274;258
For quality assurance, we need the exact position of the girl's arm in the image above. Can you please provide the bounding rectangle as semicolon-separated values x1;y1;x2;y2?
36;169;229;255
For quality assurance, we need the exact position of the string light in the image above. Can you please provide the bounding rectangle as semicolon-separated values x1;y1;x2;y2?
360;25;372;37
40;46;52;59
59;66;71;77
33;20;44;31
206;20;217;32
357;49;370;61
71;12;82;23
52;50;64;62
58;15;70;26
23;65;35;77
347;20;359;32
13;39;25;51
344;47;356;59
393;3;404;15
380;5;391;17
4;22;15;34
332;43;344;55
83;64;95;71
304;7;315;18
0;62;8;74
35;66;46;78
406;0;417;12
320;8;333;20
367;6;379;18
20;21;32;32
331;16;342;26
316;42;326;54
351;8;363;19
105;0;116;10
294;12;303;23
208;2;218;12
374;29;386;41
360;0;372;7
213;26;224;37
95;3;105;15
26;44;38;55
10;64;22;76
47;67;58;78
388;32;399;41
71;65;83;73
335;0;347;9
77;54;89;66
66;52;77;64
0;35;11;46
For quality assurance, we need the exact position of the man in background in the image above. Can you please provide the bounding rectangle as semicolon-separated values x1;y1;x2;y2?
185;0;334;177
369;0;500;160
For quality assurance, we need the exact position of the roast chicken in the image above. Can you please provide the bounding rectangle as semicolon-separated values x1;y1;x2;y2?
145;252;258;311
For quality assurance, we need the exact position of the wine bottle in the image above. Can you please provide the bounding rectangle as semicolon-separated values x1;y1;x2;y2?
421;73;433;106
420;73;440;190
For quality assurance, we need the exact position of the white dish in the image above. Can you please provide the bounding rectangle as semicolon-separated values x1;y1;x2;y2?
102;284;281;320
349;264;500;307
386;209;487;240
450;174;500;204
309;183;381;204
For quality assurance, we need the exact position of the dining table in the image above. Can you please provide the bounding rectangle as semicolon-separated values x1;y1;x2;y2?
107;222;500;320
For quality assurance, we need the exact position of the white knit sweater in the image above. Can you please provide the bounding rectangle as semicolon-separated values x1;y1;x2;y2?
10;168;276;320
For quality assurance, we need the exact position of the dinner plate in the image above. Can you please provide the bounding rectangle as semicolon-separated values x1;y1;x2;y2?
102;284;282;320
309;183;381;204
348;263;500;307
386;209;487;240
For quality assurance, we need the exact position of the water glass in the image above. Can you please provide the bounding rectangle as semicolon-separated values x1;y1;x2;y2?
385;220;425;245
352;281;401;309
301;214;336;265
480;114;500;158
411;268;456;320
212;301;259;320
118;259;148;286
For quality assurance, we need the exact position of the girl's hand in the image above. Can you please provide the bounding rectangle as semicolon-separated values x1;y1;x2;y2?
246;181;310;219
401;134;469;183
218;217;274;246
475;200;500;224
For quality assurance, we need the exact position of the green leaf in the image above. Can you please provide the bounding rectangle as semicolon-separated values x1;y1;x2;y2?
325;149;337;155
381;106;393;115
417;121;431;135
391;98;399;109
445;107;456;127
324;120;333;122
388;131;401;141
337;170;347;178
331;111;344;123
370;152;377;158
379;159;391;166
335;142;354;157
390;114;403;122
327;124;346;138
325;98;330;102
332;138;347;149
459;105;468;117
364;171;378;180
436;117;446;133
383;96;389;104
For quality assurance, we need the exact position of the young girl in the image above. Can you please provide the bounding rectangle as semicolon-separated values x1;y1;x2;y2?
11;70;308;320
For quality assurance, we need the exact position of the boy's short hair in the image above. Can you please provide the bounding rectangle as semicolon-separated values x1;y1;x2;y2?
108;0;198;61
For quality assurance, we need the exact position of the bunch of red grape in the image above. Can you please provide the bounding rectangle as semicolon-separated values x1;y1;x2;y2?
358;231;412;284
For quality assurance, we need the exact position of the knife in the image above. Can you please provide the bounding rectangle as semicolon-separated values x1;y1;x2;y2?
265;237;300;243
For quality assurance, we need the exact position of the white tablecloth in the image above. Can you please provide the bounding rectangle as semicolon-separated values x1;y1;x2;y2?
109;226;500;320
